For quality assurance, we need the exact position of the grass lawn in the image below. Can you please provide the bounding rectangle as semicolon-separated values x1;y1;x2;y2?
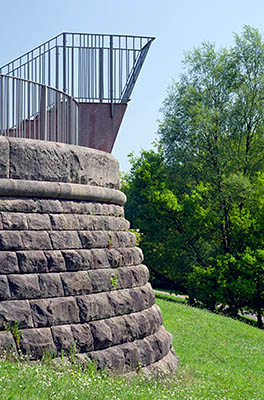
159;298;264;399
0;298;263;399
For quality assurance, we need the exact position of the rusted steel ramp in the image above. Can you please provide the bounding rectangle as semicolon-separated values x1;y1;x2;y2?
0;33;154;152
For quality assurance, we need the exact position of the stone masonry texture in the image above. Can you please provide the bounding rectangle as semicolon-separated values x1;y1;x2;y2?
0;138;177;374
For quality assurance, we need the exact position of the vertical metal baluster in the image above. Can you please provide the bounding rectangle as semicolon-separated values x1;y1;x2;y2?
42;44;45;85
56;37;59;90
28;81;31;139
126;37;128;80
110;35;113;116
95;35;97;100
91;35;94;100
99;35;104;102
71;34;74;97
67;44;70;96
6;76;9;135
23;79;25;138
16;79;19;137
63;33;67;93
87;35;90;100
48;41;51;86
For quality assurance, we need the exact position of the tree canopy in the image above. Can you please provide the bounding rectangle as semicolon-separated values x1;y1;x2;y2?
123;26;264;328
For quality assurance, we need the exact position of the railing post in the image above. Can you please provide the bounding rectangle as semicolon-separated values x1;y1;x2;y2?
99;47;104;102
63;33;67;94
110;35;113;118
40;85;47;140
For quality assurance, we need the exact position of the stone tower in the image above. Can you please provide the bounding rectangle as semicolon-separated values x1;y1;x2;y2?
0;137;178;374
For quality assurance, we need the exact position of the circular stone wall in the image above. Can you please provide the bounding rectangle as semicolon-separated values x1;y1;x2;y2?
0;137;177;374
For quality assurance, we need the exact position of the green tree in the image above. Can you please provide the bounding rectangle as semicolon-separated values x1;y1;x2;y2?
157;25;264;322
124;26;264;325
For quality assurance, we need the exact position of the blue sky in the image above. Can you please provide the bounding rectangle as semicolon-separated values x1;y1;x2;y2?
1;0;264;171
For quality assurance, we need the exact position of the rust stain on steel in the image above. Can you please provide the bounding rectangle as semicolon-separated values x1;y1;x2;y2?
78;103;127;153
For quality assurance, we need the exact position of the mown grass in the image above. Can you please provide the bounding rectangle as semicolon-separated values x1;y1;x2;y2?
0;299;263;399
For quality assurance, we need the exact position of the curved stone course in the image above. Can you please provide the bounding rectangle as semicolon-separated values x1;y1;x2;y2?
0;138;178;374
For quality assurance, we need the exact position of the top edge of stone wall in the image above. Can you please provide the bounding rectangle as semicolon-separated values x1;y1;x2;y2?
0;137;120;190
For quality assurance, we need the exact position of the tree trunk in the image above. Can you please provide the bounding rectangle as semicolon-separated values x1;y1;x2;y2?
256;310;263;329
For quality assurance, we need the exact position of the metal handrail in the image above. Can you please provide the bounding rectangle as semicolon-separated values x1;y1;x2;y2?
0;32;155;104
0;74;79;144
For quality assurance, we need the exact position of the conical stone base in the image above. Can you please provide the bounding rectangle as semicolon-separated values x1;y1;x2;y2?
0;137;178;374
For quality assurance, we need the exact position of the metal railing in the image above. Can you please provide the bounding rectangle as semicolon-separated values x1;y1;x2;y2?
0;74;78;144
0;33;155;104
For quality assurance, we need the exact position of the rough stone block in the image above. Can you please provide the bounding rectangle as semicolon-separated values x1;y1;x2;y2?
49;231;81;249
0;137;9;179
8;274;41;300
101;204;124;217
0;300;33;329
90;249;110;269
8;137;120;188
30;297;80;327
0;231;23;250
89;203;103;215
103;216;130;231
78;215;104;231
51;325;74;352
117;268;133;289
62;250;91;271
88;348;116;370
60;200;89;215
106;249;124;268
0;252;19;274
76;293;113;323
90;321;112;350
0;199;37;213
145;305;162;334
120;342;139;368
105;317;128;346
71;323;94;352
60;271;92;296
26;214;51;230
20;231;52;250
147;327;172;362
0;331;17;354
107;347;126;370
37;199;63;214
127;288;145;313
107;290;134;316
137;339;155;366
50;214;79;231
124;314;142;342
120;247;144;266
134;311;151;339
130;265;150;287
45;251;66;272
139;284;156;309
1;213;28;230
129;311;151;340
142;349;178;375
0;276;11;300
39;273;64;298
17;251;48;273
20;328;56;359
79;231;109;249
108;231;136;248
90;269;112;293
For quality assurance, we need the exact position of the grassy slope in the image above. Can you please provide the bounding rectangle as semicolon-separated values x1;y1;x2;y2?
158;298;264;399
0;299;263;400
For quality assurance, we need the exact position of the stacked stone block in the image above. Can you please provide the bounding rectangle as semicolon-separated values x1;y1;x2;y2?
0;137;177;374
